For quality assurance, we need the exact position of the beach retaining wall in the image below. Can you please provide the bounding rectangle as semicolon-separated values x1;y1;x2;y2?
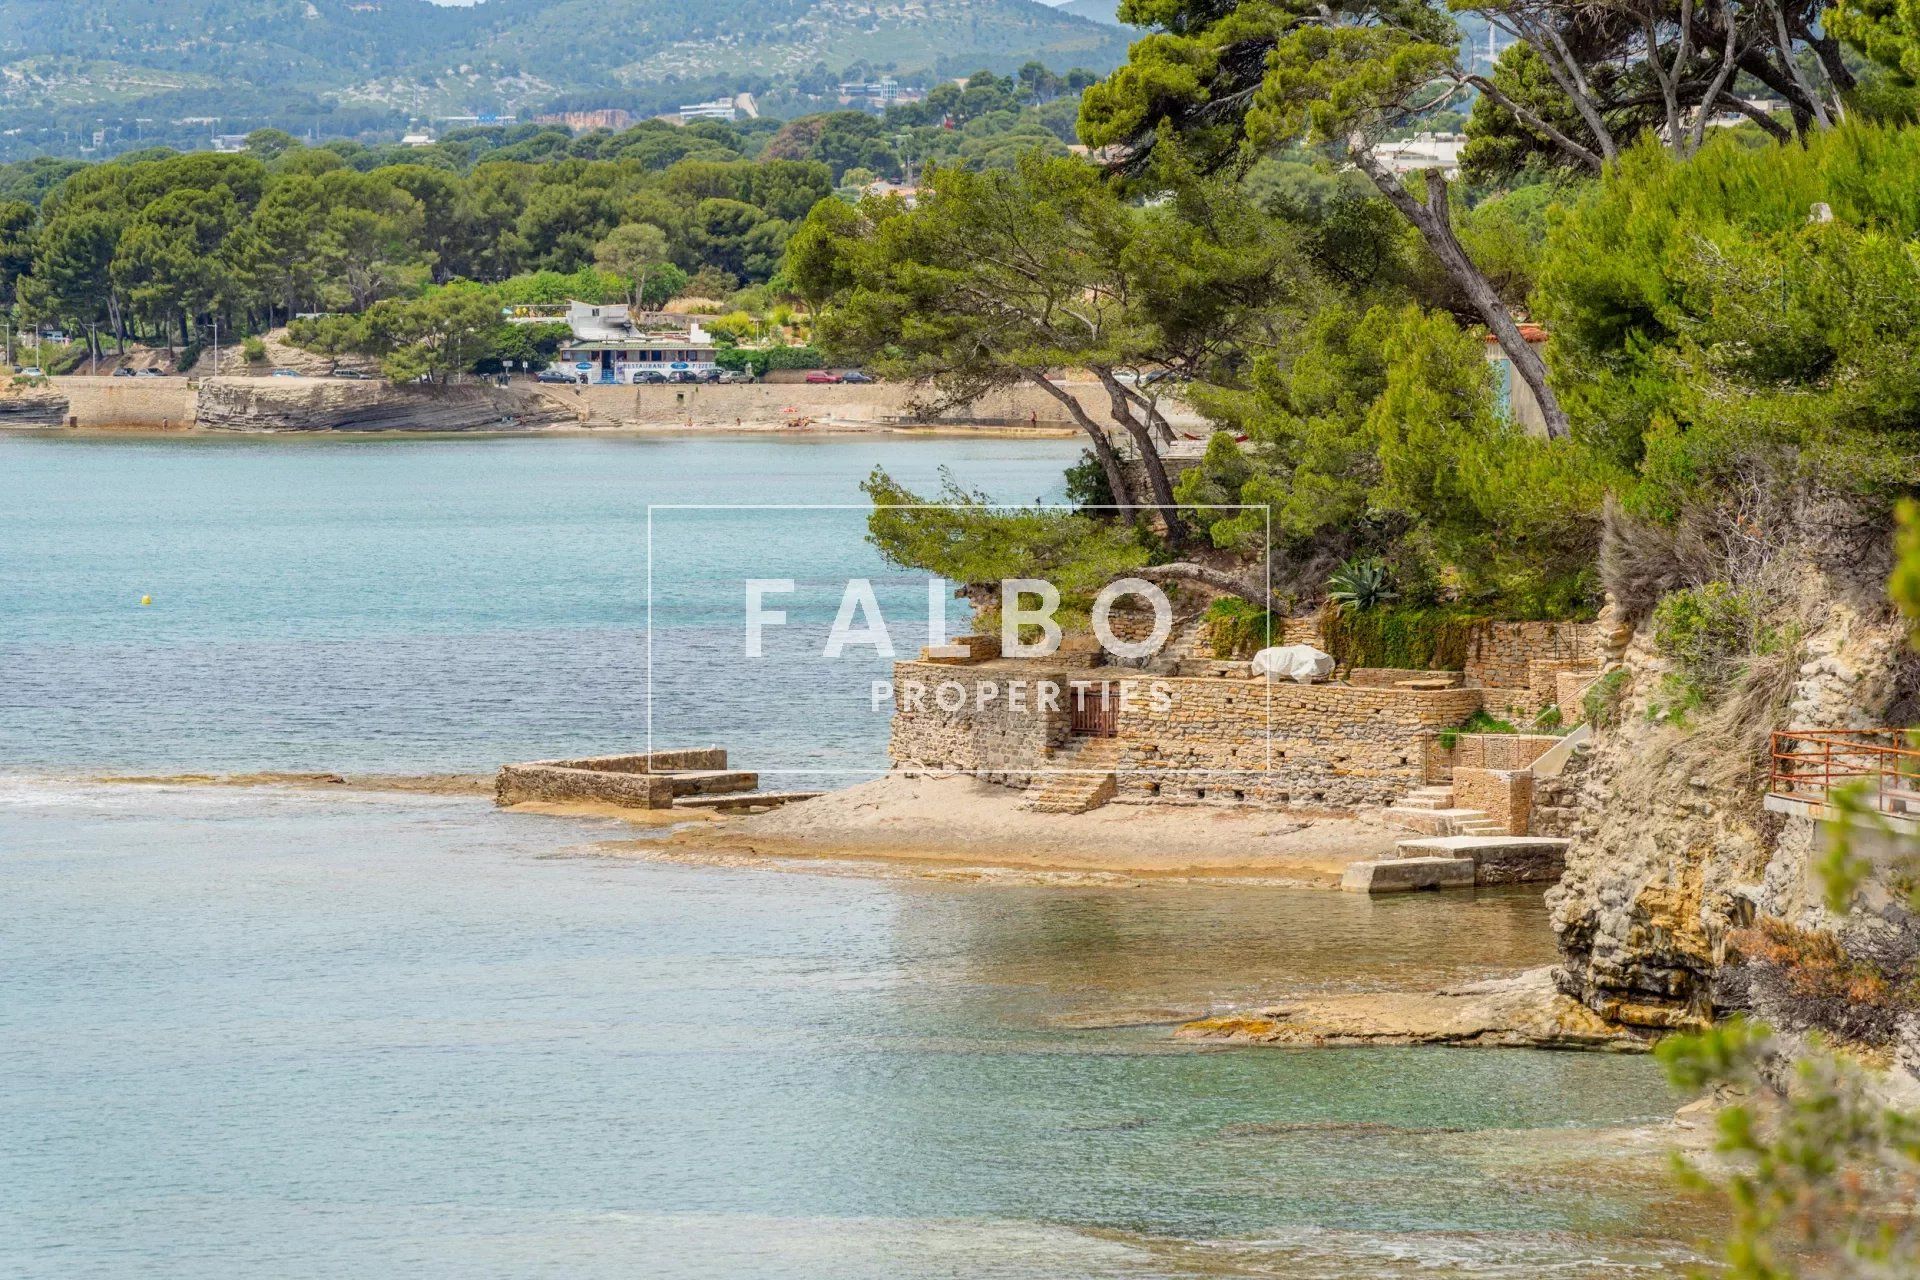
54;377;197;429
553;380;1197;431
495;748;728;810
885;659;1487;809
24;374;1199;435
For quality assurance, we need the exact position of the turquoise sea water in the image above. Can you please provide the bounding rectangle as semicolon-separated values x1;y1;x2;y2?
0;432;1068;780
0;432;1706;1277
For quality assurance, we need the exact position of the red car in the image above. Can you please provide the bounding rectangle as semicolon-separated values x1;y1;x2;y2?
804;370;843;384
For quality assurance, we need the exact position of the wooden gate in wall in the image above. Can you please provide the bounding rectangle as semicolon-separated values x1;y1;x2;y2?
1071;683;1118;738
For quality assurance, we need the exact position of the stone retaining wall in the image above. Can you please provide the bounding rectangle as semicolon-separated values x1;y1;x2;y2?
1464;621;1596;690
1424;732;1561;782
562;379;1200;432
495;748;727;809
1347;667;1462;688
886;659;1485;809
57;376;197;429
1453;766;1533;835
885;662;1071;786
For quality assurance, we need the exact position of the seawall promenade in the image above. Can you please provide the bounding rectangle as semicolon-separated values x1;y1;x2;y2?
9;375;1201;435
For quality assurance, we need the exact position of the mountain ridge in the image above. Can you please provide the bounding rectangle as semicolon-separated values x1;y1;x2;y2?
0;0;1131;114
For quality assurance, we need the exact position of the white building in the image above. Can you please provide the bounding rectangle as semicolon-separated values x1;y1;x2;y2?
677;98;739;122
514;301;720;383
1375;132;1466;177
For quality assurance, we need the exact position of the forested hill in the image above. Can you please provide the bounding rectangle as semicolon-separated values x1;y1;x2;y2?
0;0;1130;121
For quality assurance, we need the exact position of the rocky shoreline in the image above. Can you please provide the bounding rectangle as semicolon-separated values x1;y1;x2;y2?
0;374;1107;435
1176;968;1656;1053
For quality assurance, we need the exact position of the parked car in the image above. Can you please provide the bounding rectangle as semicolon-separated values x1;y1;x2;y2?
841;370;874;384
17;366;44;377
535;369;578;385
112;367;137;377
330;369;372;379
632;369;669;385
270;368;303;378
694;368;724;383
805;370;843;384
717;369;754;384
135;368;166;377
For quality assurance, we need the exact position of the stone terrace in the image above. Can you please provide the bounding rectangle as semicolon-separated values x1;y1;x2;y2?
886;658;1483;810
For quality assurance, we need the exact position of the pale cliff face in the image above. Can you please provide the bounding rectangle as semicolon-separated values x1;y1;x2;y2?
1549;519;1920;1074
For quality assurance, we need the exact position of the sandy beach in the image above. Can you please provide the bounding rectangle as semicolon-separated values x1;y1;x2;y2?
641;772;1407;882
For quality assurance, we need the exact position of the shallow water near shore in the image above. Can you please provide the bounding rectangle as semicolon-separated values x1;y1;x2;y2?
1;780;1705;1278
0;432;1709;1275
0;431;1076;781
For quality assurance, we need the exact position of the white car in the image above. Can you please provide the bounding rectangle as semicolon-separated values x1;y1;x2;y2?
17;366;44;377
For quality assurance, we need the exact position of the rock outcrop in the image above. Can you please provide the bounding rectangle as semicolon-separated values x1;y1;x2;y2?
0;383;68;428
1176;967;1650;1051
1549;515;1920;1047
193;377;576;432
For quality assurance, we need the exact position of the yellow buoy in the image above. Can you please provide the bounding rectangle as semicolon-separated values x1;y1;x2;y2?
139;595;151;606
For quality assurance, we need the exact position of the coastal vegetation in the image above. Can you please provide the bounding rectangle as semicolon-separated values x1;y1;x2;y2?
799;0;1920;645
0;67;1101;372
788;9;1920;1263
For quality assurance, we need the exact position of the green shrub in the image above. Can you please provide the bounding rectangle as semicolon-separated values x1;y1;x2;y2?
1323;605;1492;671
1439;710;1522;751
1533;704;1563;732
1326;556;1397;612
1205;597;1280;658
1652;581;1780;698
1582;668;1630;728
714;347;767;376
241;335;267;363
763;344;827;371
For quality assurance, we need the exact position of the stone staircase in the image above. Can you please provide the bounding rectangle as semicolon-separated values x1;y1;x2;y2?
1381;784;1507;836
1025;737;1128;814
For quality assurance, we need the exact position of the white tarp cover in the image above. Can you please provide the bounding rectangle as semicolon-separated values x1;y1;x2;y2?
1250;645;1336;684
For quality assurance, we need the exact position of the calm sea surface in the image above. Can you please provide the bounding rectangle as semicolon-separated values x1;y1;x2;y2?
0;433;1704;1277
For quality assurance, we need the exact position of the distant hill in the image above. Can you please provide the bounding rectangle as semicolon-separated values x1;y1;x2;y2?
0;0;1131;119
1051;0;1127;25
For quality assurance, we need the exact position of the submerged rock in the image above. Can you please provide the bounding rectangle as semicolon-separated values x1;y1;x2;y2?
1176;967;1654;1052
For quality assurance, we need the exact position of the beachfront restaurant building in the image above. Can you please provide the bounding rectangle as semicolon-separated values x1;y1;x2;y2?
518;300;719;383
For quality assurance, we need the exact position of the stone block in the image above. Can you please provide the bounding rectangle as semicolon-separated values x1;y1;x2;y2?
1341;857;1478;893
1452;766;1533;836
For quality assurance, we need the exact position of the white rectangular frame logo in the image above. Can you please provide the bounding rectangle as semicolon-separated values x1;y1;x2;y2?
646;503;1274;778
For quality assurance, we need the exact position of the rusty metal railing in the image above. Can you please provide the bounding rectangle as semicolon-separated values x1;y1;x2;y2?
1768;728;1920;816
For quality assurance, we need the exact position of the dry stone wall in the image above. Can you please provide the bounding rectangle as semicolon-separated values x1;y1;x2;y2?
886;659;1484;809
885;661;1071;786
1465;622;1596;690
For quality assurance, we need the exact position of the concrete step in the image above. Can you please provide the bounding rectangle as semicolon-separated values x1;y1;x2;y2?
1406;786;1455;802
663;768;760;797
1026;771;1118;814
1342;856;1477;893
1394;835;1572;885
1380;806;1491;836
674;790;821;812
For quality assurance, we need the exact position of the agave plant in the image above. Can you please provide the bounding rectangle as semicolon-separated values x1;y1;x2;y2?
1326;557;1397;613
